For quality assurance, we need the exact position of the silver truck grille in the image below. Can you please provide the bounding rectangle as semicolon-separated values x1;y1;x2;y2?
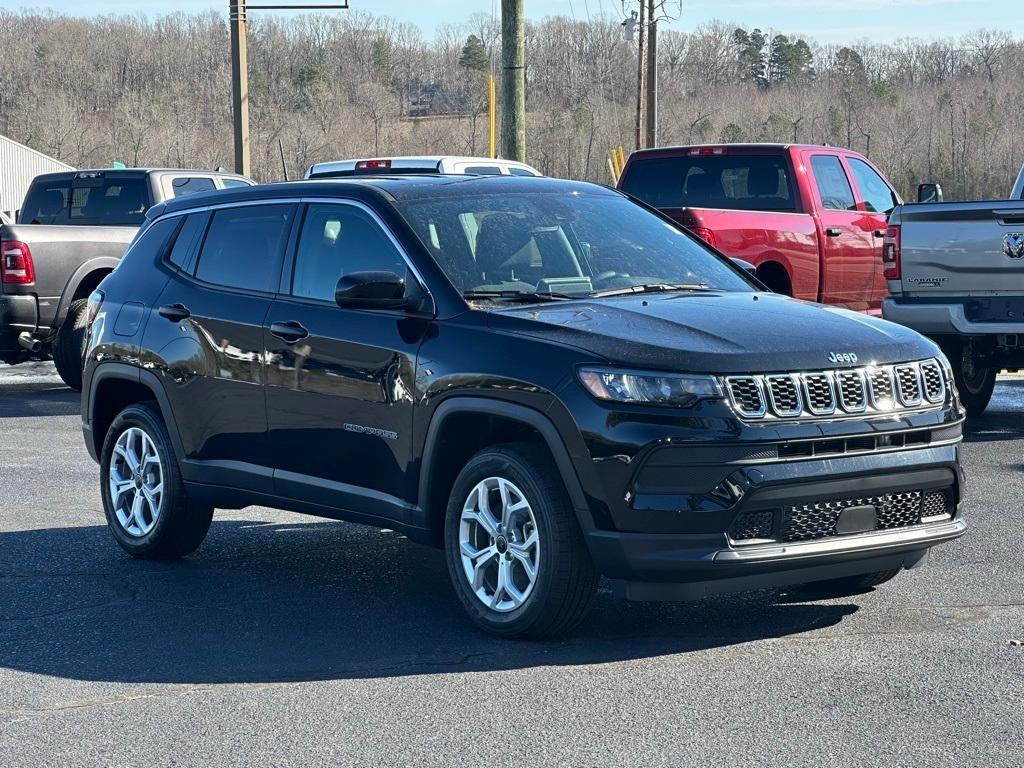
724;359;946;421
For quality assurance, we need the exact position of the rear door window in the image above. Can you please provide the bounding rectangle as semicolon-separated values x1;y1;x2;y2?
619;154;796;211
846;158;899;214
194;204;293;293
69;177;150;226
220;177;253;189
810;155;857;211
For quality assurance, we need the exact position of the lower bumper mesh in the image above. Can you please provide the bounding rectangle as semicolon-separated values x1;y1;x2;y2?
728;489;952;544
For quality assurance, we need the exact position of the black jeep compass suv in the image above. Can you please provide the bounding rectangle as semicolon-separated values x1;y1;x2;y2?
81;176;966;637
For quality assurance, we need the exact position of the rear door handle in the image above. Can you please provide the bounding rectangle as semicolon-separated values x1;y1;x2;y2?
269;320;309;344
158;303;191;322
825;227;842;237
873;229;885;238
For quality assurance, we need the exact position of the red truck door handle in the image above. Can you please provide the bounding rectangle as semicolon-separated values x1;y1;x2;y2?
873;229;885;238
825;227;842;237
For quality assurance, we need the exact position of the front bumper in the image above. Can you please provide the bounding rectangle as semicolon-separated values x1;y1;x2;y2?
581;444;965;598
882;296;1024;336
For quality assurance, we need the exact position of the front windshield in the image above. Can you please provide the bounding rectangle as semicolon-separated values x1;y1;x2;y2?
394;190;753;299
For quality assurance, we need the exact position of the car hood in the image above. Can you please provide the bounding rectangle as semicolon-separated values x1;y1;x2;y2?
485;291;937;373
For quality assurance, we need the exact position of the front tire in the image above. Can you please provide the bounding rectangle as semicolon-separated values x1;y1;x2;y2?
100;403;213;560
53;298;89;390
444;443;599;638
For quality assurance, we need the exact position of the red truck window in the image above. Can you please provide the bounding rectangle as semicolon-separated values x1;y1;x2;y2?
846;158;899;214
809;155;856;211
620;155;796;212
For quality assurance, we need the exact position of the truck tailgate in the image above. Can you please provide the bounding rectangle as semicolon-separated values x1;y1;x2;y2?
895;201;1024;297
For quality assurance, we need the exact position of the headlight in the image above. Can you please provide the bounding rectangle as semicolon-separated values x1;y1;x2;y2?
578;367;722;407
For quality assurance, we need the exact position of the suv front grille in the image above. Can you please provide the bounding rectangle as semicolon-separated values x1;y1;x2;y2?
728;488;953;544
723;359;946;421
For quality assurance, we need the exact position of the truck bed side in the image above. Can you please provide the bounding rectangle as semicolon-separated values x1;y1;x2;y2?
1;224;135;332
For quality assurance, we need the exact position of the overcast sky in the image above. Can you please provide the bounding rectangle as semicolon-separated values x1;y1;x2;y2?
4;0;1007;43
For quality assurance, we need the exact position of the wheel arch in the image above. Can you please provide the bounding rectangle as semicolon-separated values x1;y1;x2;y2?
418;397;593;546
53;258;119;333
87;363;185;463
755;259;793;296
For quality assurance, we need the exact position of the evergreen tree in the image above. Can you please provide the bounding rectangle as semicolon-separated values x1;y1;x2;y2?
459;34;490;72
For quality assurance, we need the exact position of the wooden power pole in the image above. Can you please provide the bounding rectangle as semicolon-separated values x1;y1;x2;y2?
645;0;658;148
229;1;349;179
633;0;647;150
501;0;526;162
229;0;250;177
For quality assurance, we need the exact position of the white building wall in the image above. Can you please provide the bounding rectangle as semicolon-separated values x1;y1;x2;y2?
0;135;74;217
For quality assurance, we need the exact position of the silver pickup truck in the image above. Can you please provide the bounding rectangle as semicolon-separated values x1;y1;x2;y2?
881;198;1024;415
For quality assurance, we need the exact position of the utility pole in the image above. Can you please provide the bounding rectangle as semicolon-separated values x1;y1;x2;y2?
633;0;647;150
229;1;349;179
229;0;250;177
501;0;526;162
644;0;658;148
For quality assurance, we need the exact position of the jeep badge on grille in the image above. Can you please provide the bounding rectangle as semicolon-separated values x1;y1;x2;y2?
827;351;858;365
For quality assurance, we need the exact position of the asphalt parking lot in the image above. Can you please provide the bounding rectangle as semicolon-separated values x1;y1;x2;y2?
0;363;1021;767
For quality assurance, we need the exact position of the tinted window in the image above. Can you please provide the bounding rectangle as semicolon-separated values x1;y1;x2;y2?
810;155;856;211
194;204;292;293
166;212;209;270
20;182;70;224
463;166;504;176
509;167;539;177
396;191;752;297
292;204;407;302
119;216;179;268
620;155;796;211
221;178;252;189
847;158;898;214
69;177;149;226
171;176;217;198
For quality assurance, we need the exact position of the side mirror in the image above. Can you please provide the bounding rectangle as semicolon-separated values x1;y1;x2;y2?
335;271;420;311
917;182;943;203
731;257;758;278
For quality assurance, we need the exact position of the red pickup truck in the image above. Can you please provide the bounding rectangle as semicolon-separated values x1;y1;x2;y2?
617;143;900;313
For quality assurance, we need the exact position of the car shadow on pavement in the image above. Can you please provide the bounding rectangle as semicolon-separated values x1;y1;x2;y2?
0;383;78;419
0;519;857;684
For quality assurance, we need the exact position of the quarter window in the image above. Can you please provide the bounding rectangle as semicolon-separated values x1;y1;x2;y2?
847;158;899;214
171;177;217;198
194;204;292;293
291;204;408;302
166;212;209;270
810;155;856;211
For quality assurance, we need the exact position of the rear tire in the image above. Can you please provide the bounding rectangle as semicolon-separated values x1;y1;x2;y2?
796;568;901;598
52;298;89;391
444;443;599;639
940;339;996;416
100;403;213;560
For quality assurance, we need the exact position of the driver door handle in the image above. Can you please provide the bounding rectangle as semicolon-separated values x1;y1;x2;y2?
825;227;842;237
269;320;309;344
873;229;885;238
158;303;191;322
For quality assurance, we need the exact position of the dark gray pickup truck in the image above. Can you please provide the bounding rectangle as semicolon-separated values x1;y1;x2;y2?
0;168;252;388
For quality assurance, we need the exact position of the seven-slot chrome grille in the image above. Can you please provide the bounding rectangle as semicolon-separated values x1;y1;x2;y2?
724;359;946;421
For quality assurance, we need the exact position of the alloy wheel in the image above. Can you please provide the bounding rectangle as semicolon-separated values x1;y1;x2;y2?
459;476;540;612
109;427;164;537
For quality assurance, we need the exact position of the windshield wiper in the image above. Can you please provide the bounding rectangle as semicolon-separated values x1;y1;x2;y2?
462;290;575;303
589;283;712;298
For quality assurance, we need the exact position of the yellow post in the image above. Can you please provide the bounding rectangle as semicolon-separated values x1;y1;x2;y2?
617;145;627;174
610;148;621;179
487;73;496;158
607;156;618;184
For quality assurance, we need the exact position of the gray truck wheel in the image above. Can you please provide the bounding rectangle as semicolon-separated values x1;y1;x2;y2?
52;298;89;391
942;340;996;416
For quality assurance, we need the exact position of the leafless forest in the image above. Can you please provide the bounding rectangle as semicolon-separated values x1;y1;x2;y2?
1;9;1022;199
